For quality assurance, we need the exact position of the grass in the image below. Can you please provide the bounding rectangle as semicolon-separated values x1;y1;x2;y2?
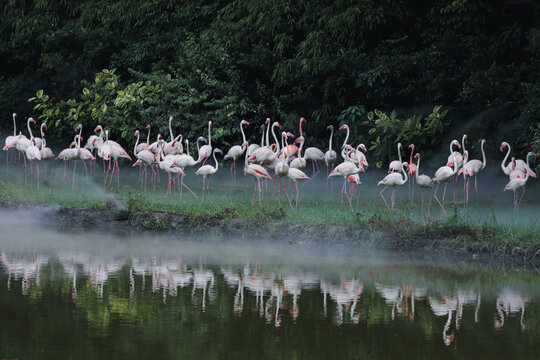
1;162;539;258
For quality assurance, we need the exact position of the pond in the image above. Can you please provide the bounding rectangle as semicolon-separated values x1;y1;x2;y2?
0;209;539;359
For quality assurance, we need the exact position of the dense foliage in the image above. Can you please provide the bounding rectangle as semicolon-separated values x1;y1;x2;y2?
1;0;539;165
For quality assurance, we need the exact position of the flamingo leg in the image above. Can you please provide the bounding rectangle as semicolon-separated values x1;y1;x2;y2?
518;186;526;208
295;181;299;208
258;179;262;207
391;187;396;210
442;183;447;204
36;162;39;190
433;183;447;216
282;180;294;210
72;161;77;189
380;185;390;211
421;189;424;216
252;179;257;205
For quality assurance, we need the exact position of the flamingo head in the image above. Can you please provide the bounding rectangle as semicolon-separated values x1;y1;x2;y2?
215;148;223;155
133;160;142;167
13;113;17;118
134;130;139;137
446;161;454;167
29;117;36;125
241;120;249;126
327;125;333;130
361;144;368;153
170;116;174;122
77;124;82;130
452;140;461;149
300;117;307;124
277;123;283;130
287;132;295;139
338;125;346;131
241;141;248;147
69;142;75;149
265;118;270;124
198;136;207;144
94;126;99;133
414;153;420;159
209;120;213;128
504;184;511;191
146;124;151;129
409;143;415;150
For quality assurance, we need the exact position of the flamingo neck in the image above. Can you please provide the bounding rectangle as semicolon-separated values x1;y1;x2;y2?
207;122;212;147
397;144;407;182
450;142;458;174
27;119;33;139
213;150;219;171
524;153;532;182
297;138;305;159
134;132;140;156
265;120;271;147
169;117;174;141
146;127;151;144
342;125;349;148
12;114;16;136
501;143;511;174
409;145;414;164
329;127;333;151
186;141;190;157
462;135;467;155
480;140;486;169
416;156;420;180
240;121;247;146
271;123;280;154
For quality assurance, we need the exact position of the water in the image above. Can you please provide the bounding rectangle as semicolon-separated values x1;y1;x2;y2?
0;210;539;359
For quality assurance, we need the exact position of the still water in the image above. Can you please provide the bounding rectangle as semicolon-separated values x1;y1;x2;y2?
0;210;539;359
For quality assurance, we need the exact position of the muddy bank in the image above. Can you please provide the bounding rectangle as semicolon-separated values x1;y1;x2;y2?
1;199;539;263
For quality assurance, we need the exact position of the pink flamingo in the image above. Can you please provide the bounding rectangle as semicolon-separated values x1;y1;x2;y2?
16;117;35;179
287;167;310;208
432;140;461;216
25;132;42;189
446;134;466;202
195;148;222;200
500;142;536;178
243;141;273;206
136;124;152;153
170;138;202;198
324;125;338;173
504;152;536;212
460;139;486;204
328;149;364;211
275;132;294;209
163;117;183;156
133;129;158;191
378;143;408;210
224;120;249;182
281;117;303;158
407;144;417;200
157;139;185;195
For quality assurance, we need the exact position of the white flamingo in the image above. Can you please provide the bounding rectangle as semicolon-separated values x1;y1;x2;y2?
136;124;152;153
224;120;249;181
163;116;183;156
133;129;157;191
3;113;22;172
198;121;213;164
500;141;536;178
287;167;310;208
378;143;408;210
39;123;54;177
324;125;338;171
25;129;42;189
275;132;294;209
328;149;364;210
504;152;536;212
195;148;222;199
290;136;306;170
170;138;203;198
432;139;461;216
16;117;35;172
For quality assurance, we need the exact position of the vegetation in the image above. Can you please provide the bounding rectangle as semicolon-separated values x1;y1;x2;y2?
1;1;539;167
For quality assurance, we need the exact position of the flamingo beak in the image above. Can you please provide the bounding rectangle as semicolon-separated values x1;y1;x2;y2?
278;124;283;130
339;125;345;131
146;125;151;129
245;121;250;126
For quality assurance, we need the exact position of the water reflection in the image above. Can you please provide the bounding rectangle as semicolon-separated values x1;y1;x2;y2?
2;248;538;347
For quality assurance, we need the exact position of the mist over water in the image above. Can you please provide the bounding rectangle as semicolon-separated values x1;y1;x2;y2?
1;210;540;359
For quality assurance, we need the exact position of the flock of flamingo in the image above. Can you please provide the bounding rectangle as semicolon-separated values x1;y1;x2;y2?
2;113;537;213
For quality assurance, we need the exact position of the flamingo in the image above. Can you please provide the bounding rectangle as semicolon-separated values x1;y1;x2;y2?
287;167;310;208
414;153;433;216
504;152;536;212
73;135;95;177
275;132;294;209
224;120;249;182
243;140;273;206
148;133;162;153
195;148;223;199
3;113;21;172
290;136;306;170
133;129;157;191
15;117;35;174
460;139;486;203
432;140;461;216
302;118;325;177
248;121;281;165
378;143;408;210
107;136;132;189
170;138;203;198
407;144;417;200
282;117;303;158
350;144;368;167
157;139;185;195
509;158;525;181
163;116;183;156
25;132;42;189
500;141;536;178
198;121;213;164
329;149;364;210
324;125;338;172
57;124;83;185
136;124;152;153
388;142;405;173
446;134;466;202
39;123;54;177
338;124;350;160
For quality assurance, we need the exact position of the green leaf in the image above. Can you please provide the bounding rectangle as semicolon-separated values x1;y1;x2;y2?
36;89;44;98
101;103;108;112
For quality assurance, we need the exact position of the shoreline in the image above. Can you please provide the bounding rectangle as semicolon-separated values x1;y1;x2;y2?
2;197;539;264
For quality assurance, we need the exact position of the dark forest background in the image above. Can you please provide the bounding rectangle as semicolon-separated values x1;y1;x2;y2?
1;0;539;166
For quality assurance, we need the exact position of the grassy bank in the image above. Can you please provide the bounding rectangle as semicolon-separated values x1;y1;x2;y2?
1;167;539;261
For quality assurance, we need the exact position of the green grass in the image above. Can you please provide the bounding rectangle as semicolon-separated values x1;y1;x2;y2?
1;166;539;255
